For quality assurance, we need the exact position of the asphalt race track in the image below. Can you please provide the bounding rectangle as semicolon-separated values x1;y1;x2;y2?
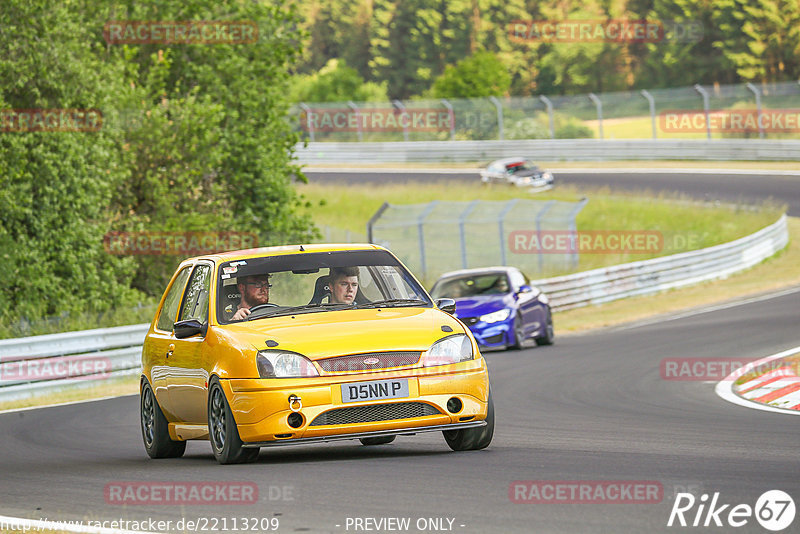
303;169;800;216
2;169;799;533
1;288;799;533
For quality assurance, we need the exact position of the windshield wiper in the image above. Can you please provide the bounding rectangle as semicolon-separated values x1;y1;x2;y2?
357;298;429;309
247;302;355;320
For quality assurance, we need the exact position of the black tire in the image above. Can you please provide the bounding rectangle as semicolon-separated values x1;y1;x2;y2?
140;379;186;459
534;307;555;346
208;379;259;464
359;436;396;446
509;313;525;350
443;389;494;451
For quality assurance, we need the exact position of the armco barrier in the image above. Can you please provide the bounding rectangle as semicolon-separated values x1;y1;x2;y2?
0;324;149;404
531;215;788;310
295;139;800;163
0;214;788;404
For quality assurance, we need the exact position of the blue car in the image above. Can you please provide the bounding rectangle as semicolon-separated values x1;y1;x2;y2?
430;267;554;350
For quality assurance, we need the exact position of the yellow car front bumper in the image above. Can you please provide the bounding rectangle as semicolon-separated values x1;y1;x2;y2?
220;361;490;445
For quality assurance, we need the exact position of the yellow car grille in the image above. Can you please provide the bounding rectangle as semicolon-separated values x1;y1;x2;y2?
317;351;421;374
309;402;440;426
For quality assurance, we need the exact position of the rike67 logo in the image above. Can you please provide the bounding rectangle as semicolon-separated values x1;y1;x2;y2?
668;490;795;531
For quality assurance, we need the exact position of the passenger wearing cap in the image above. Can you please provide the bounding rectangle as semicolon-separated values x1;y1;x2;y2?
228;273;272;321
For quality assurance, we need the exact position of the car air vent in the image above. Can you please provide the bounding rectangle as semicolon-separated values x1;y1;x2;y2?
309;402;441;426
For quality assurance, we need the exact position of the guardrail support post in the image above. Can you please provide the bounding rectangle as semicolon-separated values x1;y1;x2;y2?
588;93;603;139
745;82;765;139
693;84;711;140
640;90;657;139
441;99;456;140
489;96;504;140
539;95;555;139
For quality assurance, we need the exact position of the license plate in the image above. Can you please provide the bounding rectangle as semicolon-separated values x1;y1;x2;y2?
341;379;409;403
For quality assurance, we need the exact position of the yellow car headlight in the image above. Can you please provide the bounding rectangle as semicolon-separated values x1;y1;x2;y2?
256;350;319;378
421;334;474;367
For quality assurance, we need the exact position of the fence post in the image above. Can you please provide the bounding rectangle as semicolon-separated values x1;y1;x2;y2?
441;99;456;140
693;84;711;140
535;200;556;273
568;198;590;269
299;102;314;142
489;96;504;140
589;93;603;139
366;202;390;244
392;99;409;142
458;200;480;268
417;201;439;277
347;101;363;142
640;90;657;139
745;82;764;139
498;199;519;266
539;95;555;139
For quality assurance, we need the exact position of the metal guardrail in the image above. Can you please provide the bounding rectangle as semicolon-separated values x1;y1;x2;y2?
295;139;800;163
0;214;788;404
0;324;149;404
532;215;789;311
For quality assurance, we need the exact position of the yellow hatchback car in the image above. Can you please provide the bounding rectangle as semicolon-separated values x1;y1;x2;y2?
140;244;494;463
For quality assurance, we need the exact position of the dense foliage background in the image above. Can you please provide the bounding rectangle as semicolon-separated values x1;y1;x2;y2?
292;0;800;100
0;0;315;329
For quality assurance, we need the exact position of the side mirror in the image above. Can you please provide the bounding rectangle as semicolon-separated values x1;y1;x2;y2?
435;298;456;314
174;319;208;339
517;284;533;294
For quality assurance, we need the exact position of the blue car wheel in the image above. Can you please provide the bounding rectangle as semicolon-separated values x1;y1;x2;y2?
534;306;555;346
509;312;524;350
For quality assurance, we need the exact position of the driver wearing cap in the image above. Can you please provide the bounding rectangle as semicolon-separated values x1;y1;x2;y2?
227;273;271;321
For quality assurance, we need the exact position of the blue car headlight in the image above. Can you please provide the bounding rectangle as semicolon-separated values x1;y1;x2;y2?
422;334;474;367
479;308;512;324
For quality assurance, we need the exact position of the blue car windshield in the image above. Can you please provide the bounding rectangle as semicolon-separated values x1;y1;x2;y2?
432;274;510;299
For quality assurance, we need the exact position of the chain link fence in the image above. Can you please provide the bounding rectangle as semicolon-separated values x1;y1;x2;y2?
291;81;800;142
366;199;588;283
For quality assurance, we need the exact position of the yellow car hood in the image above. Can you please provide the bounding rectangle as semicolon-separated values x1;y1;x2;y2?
219;307;466;359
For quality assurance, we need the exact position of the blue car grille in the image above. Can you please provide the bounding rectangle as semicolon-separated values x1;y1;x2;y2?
459;317;479;326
